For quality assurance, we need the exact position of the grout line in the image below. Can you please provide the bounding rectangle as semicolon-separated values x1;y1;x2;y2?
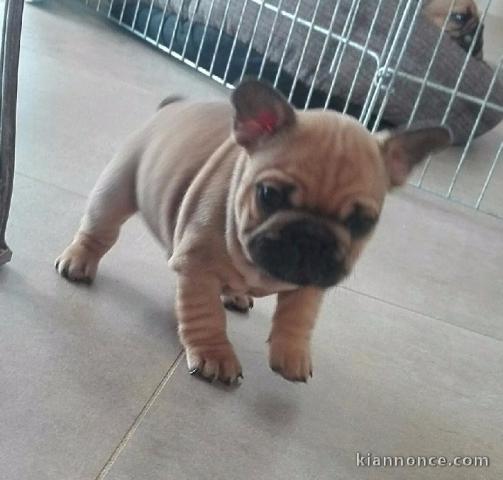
15;171;89;200
95;350;185;480
339;285;503;344
16;170;502;342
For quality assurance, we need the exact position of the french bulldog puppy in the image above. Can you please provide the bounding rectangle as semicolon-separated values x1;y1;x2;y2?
423;0;484;59
55;80;451;384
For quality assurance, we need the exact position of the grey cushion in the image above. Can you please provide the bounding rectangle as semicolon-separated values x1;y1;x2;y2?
116;0;503;144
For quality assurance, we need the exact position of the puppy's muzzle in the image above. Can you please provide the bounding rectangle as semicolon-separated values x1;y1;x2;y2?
248;219;347;288
450;13;484;59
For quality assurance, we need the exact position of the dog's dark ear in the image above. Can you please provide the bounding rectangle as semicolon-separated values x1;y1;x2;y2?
377;126;452;187
231;79;296;149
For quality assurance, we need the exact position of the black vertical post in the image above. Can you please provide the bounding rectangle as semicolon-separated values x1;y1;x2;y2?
0;0;24;266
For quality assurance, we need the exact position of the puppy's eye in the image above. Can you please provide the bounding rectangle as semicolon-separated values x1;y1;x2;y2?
450;12;469;24
256;183;289;214
343;207;377;238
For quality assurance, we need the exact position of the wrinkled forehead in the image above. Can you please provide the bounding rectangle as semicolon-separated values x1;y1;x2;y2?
293;110;380;161
251;110;388;206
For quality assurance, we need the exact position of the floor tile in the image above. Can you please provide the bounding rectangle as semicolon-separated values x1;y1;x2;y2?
0;175;182;480
103;288;503;480
344;186;503;340
16;0;227;196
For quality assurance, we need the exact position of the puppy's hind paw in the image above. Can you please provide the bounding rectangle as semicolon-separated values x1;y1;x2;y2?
222;294;254;314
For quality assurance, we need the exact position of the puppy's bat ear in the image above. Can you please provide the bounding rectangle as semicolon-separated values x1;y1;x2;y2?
231;79;296;150
377;126;452;188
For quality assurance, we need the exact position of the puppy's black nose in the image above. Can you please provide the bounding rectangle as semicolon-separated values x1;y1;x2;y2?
249;220;346;287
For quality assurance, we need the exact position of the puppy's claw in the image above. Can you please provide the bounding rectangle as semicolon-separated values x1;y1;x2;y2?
54;242;99;284
61;264;70;279
186;345;242;385
222;295;254;314
223;302;249;314
189;367;216;383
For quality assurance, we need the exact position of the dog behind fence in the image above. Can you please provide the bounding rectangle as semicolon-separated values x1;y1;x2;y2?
79;0;502;219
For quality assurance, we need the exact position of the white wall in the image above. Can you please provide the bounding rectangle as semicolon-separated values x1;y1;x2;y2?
485;0;503;18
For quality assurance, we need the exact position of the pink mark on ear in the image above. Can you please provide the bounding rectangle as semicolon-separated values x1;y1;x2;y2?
235;110;280;146
256;110;278;134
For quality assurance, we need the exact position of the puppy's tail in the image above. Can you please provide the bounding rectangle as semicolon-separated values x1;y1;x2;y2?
158;95;184;110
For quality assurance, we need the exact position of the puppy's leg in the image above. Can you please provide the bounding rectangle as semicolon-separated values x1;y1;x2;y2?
177;274;242;384
222;294;254;313
55;149;138;283
268;287;323;382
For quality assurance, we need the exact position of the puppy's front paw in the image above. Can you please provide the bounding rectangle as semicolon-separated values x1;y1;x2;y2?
186;342;243;385
222;294;254;313
269;337;312;383
55;242;100;284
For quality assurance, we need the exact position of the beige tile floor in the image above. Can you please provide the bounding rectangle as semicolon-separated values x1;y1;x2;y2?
1;1;502;479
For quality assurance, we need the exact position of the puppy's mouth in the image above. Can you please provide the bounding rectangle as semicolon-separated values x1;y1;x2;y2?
247;219;348;288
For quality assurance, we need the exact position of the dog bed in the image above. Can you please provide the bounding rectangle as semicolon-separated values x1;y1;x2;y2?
108;0;503;145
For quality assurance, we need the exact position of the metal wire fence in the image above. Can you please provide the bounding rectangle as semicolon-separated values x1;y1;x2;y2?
80;0;503;218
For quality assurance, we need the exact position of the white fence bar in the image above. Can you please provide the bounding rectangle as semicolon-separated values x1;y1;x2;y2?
76;0;503;219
